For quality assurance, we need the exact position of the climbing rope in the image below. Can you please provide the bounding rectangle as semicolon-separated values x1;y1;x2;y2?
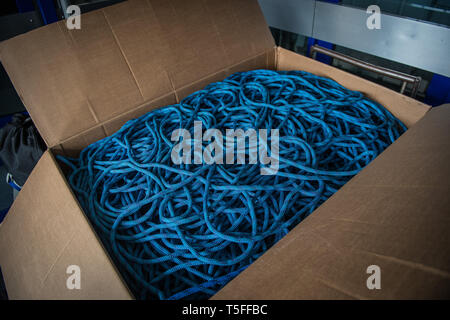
58;70;406;299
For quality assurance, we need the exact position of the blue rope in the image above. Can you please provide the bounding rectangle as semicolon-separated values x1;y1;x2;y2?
57;70;406;299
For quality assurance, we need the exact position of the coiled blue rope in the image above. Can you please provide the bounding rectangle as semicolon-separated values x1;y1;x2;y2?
57;70;406;299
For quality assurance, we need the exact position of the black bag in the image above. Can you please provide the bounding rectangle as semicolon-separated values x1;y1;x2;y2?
0;114;46;187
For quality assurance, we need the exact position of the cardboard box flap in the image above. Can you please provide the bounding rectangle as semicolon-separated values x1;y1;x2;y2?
0;0;274;147
213;104;450;299
0;151;133;299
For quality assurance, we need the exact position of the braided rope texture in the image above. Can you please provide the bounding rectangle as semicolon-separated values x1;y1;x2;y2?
58;70;406;299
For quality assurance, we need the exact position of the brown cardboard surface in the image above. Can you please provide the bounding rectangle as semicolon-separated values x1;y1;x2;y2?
0;0;273;147
213;104;450;300
0;151;132;299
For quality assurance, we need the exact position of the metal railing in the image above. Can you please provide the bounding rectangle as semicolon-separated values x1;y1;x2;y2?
309;45;421;98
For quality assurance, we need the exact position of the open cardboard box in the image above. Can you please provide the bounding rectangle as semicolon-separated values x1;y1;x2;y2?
0;0;449;299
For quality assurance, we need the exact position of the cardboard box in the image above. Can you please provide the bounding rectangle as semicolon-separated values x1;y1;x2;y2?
0;0;449;299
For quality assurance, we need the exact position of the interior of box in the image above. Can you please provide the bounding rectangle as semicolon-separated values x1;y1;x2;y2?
47;47;431;299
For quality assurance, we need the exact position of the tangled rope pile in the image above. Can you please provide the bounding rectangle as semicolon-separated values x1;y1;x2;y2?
58;70;406;299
